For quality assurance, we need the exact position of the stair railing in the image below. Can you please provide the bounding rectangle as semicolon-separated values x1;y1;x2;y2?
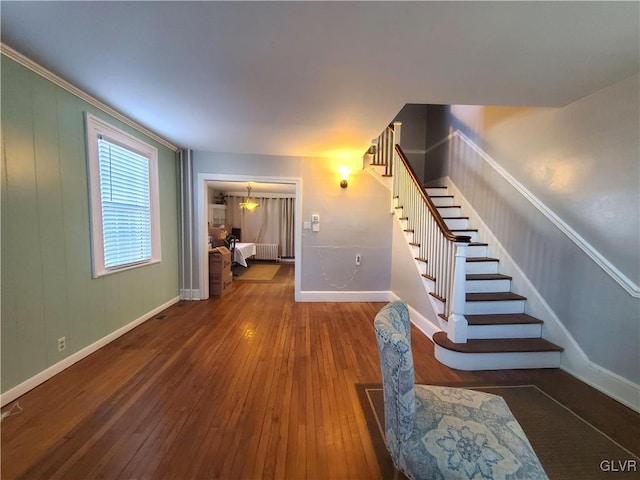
370;122;400;176
372;124;471;343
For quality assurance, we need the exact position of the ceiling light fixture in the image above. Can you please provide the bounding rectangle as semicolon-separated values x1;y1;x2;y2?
239;183;260;211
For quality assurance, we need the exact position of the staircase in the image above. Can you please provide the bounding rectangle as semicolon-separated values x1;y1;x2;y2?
419;186;563;370
369;123;563;371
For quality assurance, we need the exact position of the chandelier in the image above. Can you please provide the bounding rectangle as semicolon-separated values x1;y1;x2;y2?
239;183;260;211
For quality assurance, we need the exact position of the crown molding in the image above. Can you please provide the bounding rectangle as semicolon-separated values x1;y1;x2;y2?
1;43;180;152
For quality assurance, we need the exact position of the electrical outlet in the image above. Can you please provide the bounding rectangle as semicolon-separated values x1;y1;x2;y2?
57;336;66;352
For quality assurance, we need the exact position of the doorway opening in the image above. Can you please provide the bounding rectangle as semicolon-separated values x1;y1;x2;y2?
196;173;302;301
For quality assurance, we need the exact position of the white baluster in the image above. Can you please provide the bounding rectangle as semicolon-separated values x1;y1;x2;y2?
447;241;468;343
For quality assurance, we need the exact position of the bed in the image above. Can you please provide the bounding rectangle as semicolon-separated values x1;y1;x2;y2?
234;242;256;267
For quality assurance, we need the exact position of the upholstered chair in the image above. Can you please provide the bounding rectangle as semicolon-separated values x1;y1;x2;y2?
374;301;548;480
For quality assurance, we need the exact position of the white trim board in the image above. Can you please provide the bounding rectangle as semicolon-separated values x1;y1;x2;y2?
299;291;391;302
180;289;201;301
1;296;180;407
453;130;639;298
1;43;179;152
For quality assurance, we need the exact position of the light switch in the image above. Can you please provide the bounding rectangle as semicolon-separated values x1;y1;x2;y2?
304;221;312;230
312;223;320;232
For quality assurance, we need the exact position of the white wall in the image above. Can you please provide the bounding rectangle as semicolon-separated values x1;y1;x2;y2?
443;75;640;384
449;75;639;283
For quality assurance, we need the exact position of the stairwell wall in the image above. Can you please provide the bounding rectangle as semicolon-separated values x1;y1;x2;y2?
437;75;639;386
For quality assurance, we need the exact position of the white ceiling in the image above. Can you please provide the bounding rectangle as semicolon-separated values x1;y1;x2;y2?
2;1;638;158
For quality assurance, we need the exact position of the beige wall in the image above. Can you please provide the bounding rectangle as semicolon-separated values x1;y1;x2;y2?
191;151;392;295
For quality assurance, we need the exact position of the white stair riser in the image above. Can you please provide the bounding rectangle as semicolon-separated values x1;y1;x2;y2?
465;299;526;314
430;196;455;207
437;206;462;217
443;217;469;230
467;323;542;339
404;231;414;242
466;261;499;274
434;346;562;370
466;245;488;257
426;188;448;197
466;279;511;293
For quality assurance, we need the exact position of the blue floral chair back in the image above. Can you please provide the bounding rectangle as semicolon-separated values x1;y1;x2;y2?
374;301;416;461
374;301;549;480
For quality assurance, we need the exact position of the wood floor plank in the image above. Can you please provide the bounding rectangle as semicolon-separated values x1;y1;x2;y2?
2;263;638;479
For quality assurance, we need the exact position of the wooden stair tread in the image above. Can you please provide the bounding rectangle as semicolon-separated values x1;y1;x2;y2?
466;292;526;302
469;242;488;246
451;229;478;233
439;313;543;325
433;332;564;353
466;273;512;281
429;292;446;303
442;216;469;219
467;257;499;262
415;257;428;263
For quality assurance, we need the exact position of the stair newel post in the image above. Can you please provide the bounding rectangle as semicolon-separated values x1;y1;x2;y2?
391;122;401;177
392;121;402;144
448;241;469;343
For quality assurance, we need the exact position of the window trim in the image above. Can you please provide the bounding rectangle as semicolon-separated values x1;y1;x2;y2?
85;113;161;278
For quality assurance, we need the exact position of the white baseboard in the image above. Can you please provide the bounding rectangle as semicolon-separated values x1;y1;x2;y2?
298;291;391;302
389;292;441;340
562;362;640;413
1;296;180;407
180;289;202;300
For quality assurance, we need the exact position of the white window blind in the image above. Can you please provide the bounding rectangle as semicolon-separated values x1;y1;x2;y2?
98;137;151;269
85;113;161;278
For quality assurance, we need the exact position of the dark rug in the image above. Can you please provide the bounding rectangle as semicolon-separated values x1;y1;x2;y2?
356;384;639;480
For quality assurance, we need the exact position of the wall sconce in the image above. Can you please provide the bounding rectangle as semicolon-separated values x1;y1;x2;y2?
338;166;350;188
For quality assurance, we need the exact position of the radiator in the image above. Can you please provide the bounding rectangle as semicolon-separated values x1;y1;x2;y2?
255;244;279;261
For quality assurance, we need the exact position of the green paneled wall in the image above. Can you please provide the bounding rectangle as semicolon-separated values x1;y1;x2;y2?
1;56;180;394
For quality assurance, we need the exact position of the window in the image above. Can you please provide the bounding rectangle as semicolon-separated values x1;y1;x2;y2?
85;113;161;277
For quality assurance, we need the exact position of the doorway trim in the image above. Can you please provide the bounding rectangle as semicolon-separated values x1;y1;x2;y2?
196;173;302;301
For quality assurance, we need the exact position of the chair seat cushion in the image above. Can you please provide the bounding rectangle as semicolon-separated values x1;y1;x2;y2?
393;385;548;480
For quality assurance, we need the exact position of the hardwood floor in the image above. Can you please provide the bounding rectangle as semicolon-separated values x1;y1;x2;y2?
2;266;638;479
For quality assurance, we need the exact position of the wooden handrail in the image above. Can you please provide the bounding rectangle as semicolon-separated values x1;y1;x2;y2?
394;145;471;244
